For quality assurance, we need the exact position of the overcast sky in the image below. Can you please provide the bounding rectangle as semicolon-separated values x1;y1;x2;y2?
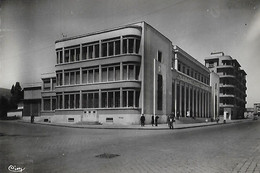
0;0;260;107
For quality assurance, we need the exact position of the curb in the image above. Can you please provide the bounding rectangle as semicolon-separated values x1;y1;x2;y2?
16;120;248;130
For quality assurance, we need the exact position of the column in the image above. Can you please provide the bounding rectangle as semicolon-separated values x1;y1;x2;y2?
99;65;102;82
195;88;198;117
188;85;191;116
120;36;123;54
184;83;186;117
179;82;182;117
174;80;177;117
120;88;123;107
120;62;123;80
80;90;82;108
99;89;102;108
202;91;205;118
80;67;82;84
99;40;102;58
80;44;82;61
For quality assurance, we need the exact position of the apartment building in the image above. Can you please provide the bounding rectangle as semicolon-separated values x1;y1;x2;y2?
205;52;247;119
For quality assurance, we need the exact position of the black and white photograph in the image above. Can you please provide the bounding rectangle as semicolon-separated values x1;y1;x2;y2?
0;0;260;172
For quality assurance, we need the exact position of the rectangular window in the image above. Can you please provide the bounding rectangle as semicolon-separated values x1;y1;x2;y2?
65;50;69;62
158;51;162;62
135;39;140;53
76;48;80;61
123;39;127;54
108;92;114;108
108;67;114;81
94;69;99;83
65;95;69;109
75;94;80;108
57;95;62;109
70;94;74;109
135;66;140;80
128;39;134;53
76;71;80;84
89;45;93;59
128;91;134;107
123;65;127;80
135;91;140;107
94;93;99;108
82;70;88;83
102;43;107;57
109;42;114;56
157;74;163;110
102;92;107;108
52;98;56;110
123;91;127;107
115;91;120;107
65;72;69;85
102;68;107;82
70;49;75;62
82;93;87;108
88;93;93;108
95;44;99;58
43;79;51;91
88;70;93;83
82;47;87;60
128;65;134;80
115;66;120;81
115;40;120;55
70;72;75;85
43;98;51;111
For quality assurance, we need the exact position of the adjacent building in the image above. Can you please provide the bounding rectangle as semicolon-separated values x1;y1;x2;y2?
23;22;218;125
205;52;247;119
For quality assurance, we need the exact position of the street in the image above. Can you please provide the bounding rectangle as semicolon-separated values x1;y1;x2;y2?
0;120;260;173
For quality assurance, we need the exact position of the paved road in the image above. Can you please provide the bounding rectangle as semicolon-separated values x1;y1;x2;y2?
0;120;260;173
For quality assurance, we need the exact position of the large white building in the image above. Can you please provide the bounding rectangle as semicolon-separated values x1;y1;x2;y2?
23;22;219;125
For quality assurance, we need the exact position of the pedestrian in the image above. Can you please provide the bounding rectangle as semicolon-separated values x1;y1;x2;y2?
169;113;174;129
216;117;219;124
151;115;154;126
155;115;159;126
140;115;145;126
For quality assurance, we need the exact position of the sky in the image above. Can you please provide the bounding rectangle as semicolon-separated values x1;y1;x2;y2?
0;0;260;107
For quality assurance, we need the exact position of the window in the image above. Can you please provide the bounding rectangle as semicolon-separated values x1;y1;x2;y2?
115;66;120;81
158;51;162;62
82;46;87;60
122;89;139;108
102;43;107;57
76;71;80;84
88;70;94;83
63;92;80;109
43;79;51;91
102;68;107;82
122;36;140;54
56;49;63;64
115;40;120;55
57;94;63;109
157;74;163;110
128;65;134;80
108;67;114;81
64;50;69;62
65;72;69;85
52;98;56;110
101;92;107;108
94;69;99;83
115;91;120;107
82;70;88;83
43;98;51;111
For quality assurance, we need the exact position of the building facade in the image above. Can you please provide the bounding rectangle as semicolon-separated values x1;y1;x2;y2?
24;22;217;125
205;52;247;119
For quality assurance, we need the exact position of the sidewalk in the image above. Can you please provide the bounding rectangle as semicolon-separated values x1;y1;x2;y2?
21;119;250;130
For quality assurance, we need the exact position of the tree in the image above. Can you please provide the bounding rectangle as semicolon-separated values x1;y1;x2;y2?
10;82;24;109
0;96;9;119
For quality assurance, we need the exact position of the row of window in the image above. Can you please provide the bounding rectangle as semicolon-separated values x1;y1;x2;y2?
55;89;140;109
56;64;140;86
43;97;56;111
56;36;141;64
178;62;209;85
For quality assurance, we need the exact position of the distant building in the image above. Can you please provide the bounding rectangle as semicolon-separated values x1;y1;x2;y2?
205;52;247;119
24;22;218;125
253;103;260;115
22;83;41;121
244;108;254;118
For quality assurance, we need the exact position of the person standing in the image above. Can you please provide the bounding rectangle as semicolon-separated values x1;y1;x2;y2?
140;115;145;126
151;115;154;126
169;113;174;129
155;115;159;126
